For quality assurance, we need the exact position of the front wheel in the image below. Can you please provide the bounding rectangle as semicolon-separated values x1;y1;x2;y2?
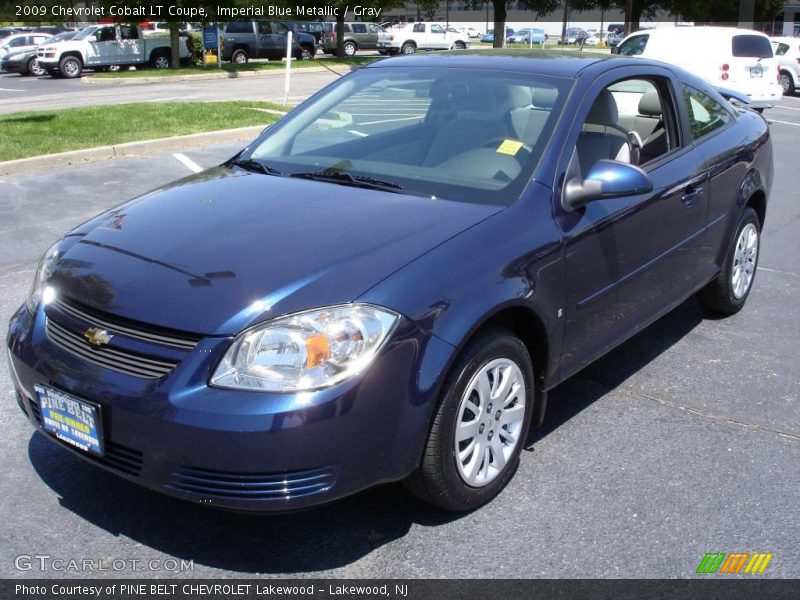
28;57;46;77
697;207;760;315
300;45;314;60
343;41;357;56
401;42;416;55
58;56;82;78
404;328;533;511
454;41;466;50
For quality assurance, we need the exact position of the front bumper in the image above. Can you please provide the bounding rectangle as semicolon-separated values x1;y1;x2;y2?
7;303;453;512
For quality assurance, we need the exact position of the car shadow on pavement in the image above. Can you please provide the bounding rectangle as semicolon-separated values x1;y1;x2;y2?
528;296;706;444
28;297;706;574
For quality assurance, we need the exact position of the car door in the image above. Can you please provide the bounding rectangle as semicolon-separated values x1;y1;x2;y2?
350;22;368;47
429;24;448;49
85;25;123;65
557;67;711;378
366;23;381;49
118;25;141;63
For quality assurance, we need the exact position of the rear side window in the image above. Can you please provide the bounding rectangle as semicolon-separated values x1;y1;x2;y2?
774;42;789;56
351;24;367;34
226;22;253;34
413;24;425;33
617;34;649;56
732;35;772;58
683;86;732;141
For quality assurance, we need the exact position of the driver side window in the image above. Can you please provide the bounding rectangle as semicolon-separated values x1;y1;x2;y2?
431;25;445;34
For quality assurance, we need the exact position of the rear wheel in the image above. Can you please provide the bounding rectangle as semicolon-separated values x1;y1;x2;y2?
404;328;533;511
58;56;82;78
343;41;357;56
300;45;314;60
150;52;171;69
697;207;760;315
230;48;248;64
401;42;416;54
454;41;466;50
780;71;795;96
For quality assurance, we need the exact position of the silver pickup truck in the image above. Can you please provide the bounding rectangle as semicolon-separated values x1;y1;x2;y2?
37;24;189;78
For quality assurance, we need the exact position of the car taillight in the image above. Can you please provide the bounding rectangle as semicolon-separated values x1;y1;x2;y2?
330;32;336;43
720;63;729;80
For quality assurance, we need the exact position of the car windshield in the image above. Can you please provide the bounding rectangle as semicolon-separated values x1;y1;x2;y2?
246;66;570;206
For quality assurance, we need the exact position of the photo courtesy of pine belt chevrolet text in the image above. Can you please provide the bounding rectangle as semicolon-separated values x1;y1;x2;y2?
6;50;772;512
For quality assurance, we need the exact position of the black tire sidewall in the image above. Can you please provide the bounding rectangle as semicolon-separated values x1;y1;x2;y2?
722;208;761;310
428;332;534;510
231;49;247;63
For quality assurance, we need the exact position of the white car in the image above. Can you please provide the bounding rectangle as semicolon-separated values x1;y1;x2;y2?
0;32;49;65
771;36;800;95
614;26;781;110
377;22;469;55
465;27;481;39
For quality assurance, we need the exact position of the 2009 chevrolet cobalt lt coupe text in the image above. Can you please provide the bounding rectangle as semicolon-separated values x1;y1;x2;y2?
7;51;771;512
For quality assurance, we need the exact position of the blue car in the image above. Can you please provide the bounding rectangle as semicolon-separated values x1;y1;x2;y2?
7;51;772;512
480;28;514;44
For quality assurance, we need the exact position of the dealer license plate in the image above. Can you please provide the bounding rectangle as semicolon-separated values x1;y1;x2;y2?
35;385;104;456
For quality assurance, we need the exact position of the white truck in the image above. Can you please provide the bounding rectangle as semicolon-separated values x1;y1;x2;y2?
37;24;189;78
377;22;469;55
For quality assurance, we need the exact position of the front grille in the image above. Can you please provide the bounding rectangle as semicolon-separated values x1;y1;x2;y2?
167;466;335;500
29;396;143;477
15;391;29;417
46;318;178;379
52;297;199;349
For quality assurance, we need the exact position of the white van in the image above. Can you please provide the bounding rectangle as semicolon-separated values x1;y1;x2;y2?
613;26;780;110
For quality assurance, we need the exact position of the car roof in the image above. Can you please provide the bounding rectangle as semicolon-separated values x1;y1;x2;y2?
628;26;769;39
366;49;644;78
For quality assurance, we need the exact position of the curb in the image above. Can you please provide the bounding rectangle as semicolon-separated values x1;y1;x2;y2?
0;125;267;176
82;64;349;85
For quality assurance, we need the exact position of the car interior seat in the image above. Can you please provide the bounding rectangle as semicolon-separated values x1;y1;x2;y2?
576;89;632;173
636;90;669;164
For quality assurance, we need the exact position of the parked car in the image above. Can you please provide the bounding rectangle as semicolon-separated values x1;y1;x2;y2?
0;32;49;67
465;27;481;39
7;51;772;513
222;20;316;62
607;31;624;47
0;31;78;76
480;28;514;43
377;22;469;54
508;28;547;44
37;24;189;78
321;21;384;56
613;26;781;110
560;27;589;45
771;36;800;95
281;20;325;44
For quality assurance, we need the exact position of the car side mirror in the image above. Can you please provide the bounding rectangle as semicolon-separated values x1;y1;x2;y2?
562;159;653;211
610;45;619;54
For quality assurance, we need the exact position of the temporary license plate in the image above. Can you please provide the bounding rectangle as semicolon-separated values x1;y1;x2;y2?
35;385;103;456
750;67;764;78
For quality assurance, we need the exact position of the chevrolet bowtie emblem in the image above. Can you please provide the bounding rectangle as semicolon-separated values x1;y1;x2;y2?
84;328;113;346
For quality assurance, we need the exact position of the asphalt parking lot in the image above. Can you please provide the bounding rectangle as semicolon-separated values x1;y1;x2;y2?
0;96;798;579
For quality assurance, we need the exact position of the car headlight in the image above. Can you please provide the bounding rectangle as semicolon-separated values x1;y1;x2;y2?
26;242;62;314
210;304;400;392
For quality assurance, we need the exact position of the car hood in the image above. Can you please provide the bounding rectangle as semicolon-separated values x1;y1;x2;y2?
52;167;500;335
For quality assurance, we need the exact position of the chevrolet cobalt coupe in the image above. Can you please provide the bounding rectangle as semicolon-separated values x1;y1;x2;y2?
7;52;771;512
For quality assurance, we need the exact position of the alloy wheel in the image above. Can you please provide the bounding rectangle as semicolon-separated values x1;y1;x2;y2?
731;222;758;299
454;358;526;487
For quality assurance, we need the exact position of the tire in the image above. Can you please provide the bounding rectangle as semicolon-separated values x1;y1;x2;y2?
401;42;416;55
28;57;46;77
697;207;760;316
231;49;248;64
404;328;534;511
58;55;82;78
454;41;466;50
378;50;388;56
343;41;357;56
150;52;171;69
780;71;795;96
300;45;314;60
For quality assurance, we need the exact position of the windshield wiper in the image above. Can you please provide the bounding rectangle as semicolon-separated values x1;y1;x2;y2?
289;170;404;193
230;157;282;176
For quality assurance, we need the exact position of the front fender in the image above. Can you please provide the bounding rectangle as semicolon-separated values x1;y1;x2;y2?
359;183;564;390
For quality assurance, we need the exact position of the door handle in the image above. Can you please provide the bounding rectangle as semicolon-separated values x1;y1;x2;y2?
681;186;704;208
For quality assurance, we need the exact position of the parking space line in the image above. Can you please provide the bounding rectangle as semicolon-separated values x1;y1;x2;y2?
774;104;800;111
0;88;24;92
359;115;425;126
173;153;203;173
769;118;800;127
